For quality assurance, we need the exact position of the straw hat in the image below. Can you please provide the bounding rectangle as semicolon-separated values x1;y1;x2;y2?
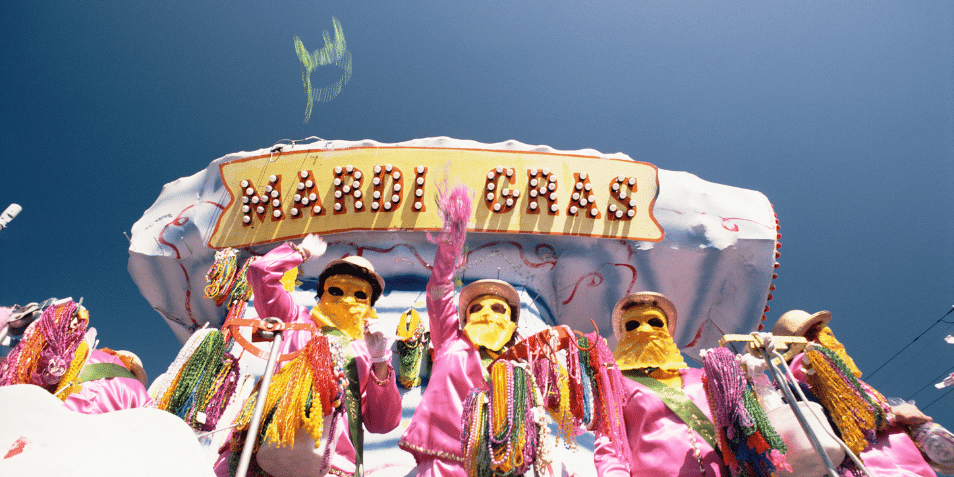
612;292;677;340
318;256;386;305
115;350;149;388
772;310;832;338
458;279;521;328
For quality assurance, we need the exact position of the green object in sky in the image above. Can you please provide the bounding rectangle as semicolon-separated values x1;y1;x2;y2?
295;17;352;123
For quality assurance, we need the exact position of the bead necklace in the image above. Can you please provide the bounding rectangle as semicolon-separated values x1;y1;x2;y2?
149;328;213;403
246;335;347;450
227;256;256;307
29;301;87;389
201;351;240;431
205;248;239;306
167;330;225;419
54;339;90;400
396;308;426;388
702;347;789;476
805;345;883;454
585;331;633;471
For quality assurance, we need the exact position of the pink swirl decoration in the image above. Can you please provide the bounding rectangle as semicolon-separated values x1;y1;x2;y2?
561;263;638;305
469;241;557;270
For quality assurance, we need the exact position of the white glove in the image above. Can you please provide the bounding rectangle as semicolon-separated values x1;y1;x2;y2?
296;234;327;261
364;318;393;363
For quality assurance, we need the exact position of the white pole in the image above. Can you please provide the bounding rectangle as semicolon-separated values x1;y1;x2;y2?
756;346;841;477
235;322;285;477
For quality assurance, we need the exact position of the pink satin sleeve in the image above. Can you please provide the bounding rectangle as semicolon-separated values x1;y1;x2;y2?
63;349;151;414
789;353;935;476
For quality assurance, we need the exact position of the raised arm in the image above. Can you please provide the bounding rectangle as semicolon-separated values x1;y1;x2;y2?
427;184;472;350
247;235;327;323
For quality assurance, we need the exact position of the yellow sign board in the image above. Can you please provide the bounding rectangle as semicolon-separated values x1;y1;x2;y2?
209;146;663;248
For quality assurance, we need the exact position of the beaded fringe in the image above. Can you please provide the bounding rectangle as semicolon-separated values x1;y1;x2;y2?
0;299;89;393
804;345;887;455
702;347;789;477
460;328;631;476
226;335;347;477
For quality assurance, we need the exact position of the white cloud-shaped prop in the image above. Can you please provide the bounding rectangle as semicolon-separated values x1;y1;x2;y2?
0;385;213;477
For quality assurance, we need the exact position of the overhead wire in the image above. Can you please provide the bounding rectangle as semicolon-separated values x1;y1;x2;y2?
873;316;954;391
865;306;954;381
906;363;954;402
922;387;954;413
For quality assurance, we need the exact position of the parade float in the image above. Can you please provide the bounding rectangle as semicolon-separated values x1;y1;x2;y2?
1;137;781;476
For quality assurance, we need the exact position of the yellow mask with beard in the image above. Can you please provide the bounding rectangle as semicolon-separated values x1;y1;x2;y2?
613;305;687;376
815;325;862;378
462;295;516;352
310;274;376;340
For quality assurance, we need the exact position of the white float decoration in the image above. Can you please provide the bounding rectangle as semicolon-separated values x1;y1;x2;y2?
128;136;779;359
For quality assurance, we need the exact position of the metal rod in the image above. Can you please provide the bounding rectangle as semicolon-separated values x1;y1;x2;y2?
756;346;840;477
235;329;284;477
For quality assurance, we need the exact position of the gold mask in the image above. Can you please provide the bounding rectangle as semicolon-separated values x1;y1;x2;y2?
311;274;375;340
816;326;862;378
462;295;516;352
613;305;687;372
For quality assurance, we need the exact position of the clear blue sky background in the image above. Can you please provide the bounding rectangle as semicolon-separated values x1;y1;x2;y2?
1;1;952;426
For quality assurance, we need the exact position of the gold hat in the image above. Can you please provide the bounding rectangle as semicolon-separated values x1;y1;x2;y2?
612;292;677;341
458;279;521;329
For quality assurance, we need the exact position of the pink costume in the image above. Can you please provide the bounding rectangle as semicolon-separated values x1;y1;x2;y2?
213;244;401;477
398;232;484;477
63;349;151;414
789;353;936;477
594;368;728;477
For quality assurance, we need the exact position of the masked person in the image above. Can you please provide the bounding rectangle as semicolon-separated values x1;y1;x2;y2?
594;292;728;477
773;310;936;477
213;235;401;477
63;348;151;414
398;184;522;477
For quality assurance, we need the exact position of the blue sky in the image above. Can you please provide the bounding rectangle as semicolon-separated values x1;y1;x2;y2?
1;1;952;427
